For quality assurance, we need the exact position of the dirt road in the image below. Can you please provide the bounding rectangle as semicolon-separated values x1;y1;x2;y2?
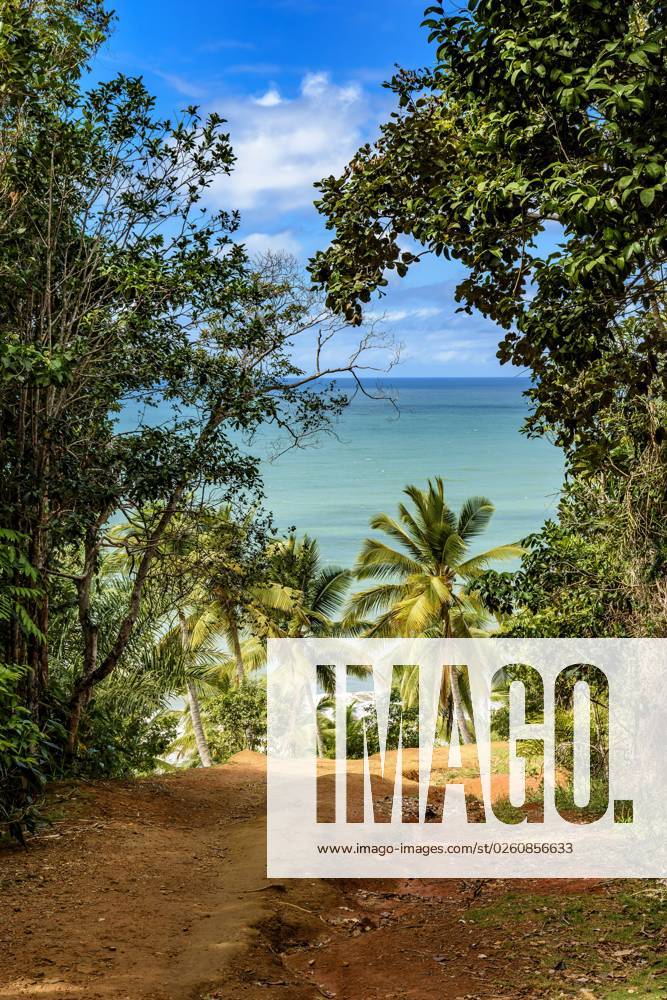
0;752;664;1000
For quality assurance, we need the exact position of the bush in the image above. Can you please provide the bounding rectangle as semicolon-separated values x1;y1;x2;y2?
203;681;267;762
72;703;178;778
0;663;53;843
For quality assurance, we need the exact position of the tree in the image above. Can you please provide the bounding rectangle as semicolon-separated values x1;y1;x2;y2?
1;0;252;718
310;0;667;449
268;534;352;637
60;241;389;750
100;503;289;764
200;681;267;763
348;479;522;741
163;506;297;685
46;564;189;775
266;534;374;717
0;529;41;641
0;528;50;842
157;608;219;769
0;662;53;842
0;1;394;745
198;530;365;692
478;459;667;639
349;479;522;637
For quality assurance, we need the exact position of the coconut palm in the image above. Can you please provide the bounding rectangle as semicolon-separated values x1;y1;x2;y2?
165;667;238;766
206;578;295;684
268;534;351;637
315;695;366;758
268;534;370;704
348;478;523;742
161;605;235;767
203;534;369;758
185;508;298;684
163;536;346;764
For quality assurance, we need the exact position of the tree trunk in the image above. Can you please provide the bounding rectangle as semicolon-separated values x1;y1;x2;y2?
186;679;212;768
449;666;474;745
179;609;212;768
649;291;666;338
440;602;474;745
26;509;49;722
228;616;245;685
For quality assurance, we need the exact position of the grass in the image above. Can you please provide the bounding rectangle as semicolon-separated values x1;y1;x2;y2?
467;882;667;997
427;745;545;787
490;776;628;825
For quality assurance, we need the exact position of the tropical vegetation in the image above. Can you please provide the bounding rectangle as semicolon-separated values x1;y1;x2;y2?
311;0;666;647
0;0;664;855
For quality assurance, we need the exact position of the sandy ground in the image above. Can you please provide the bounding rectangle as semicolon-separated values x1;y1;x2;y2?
0;752;663;1000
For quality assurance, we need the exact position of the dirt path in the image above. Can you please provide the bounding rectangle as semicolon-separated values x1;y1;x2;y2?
0;753;664;1000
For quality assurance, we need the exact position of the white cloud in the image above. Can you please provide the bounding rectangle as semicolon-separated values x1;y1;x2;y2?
300;72;328;99
254;87;283;107
242;230;302;256
301;72;360;104
413;307;443;320
367;306;443;323
209;72;372;212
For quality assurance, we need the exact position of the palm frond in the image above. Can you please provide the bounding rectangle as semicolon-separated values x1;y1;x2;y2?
354;539;425;580
457;496;495;541
458;543;525;578
347;582;410;619
403;589;441;634
309;567;351;618
442;532;467;569
368;512;429;562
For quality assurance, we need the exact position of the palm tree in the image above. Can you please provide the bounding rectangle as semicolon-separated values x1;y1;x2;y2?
189;508;297;684
162;536;337;764
268;534;351;638
134;600;240;768
165;668;237;766
348;478;523;742
315;695;367;758
174;607;221;767
268;534;370;715
207;578;295;684
101;511;285;765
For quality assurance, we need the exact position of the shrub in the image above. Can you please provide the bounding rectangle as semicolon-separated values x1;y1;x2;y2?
0;663;53;843
203;681;267;762
72;703;178;778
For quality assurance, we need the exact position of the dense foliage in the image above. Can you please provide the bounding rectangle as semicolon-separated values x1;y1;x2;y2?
202;682;267;762
0;0;392;838
311;0;666;640
345;702;420;760
0;0;389;760
311;0;666;448
72;705;177;779
2;0;665;846
0;664;54;842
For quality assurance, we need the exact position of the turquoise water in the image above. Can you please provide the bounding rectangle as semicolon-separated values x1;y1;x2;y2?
247;378;564;568
120;378;564;569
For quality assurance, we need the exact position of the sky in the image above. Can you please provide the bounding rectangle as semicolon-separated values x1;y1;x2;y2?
96;0;526;377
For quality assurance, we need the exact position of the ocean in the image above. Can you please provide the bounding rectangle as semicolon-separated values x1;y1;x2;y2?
246;378;564;569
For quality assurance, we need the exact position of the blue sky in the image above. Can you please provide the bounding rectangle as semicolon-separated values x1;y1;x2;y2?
98;0;525;377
